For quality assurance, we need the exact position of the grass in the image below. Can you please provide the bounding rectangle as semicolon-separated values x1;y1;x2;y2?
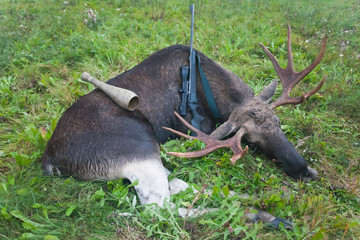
0;0;359;239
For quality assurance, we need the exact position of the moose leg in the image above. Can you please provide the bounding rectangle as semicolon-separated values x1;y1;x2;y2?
123;162;189;205
122;158;170;206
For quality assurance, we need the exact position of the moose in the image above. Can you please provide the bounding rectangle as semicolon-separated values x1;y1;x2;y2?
42;25;326;209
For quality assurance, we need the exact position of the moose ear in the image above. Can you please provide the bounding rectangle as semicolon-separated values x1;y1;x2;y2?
257;79;277;103
210;121;235;140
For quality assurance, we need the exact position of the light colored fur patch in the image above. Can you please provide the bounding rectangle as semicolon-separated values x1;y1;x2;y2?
109;159;170;206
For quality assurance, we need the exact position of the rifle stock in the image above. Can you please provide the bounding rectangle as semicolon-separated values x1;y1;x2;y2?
189;104;204;130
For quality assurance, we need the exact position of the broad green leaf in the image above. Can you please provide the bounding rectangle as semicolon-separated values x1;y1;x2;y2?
10;210;43;228
44;235;60;240
222;185;230;197
1;206;11;219
65;205;77;217
20;233;36;239
312;228;326;240
92;189;105;200
1;183;7;192
100;197;105;207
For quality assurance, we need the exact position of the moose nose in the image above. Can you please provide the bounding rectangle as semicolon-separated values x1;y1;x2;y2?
260;133;316;180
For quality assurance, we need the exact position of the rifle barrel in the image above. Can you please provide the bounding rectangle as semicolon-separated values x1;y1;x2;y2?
190;4;194;52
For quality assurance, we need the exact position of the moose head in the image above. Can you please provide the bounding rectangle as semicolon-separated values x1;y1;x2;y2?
165;24;327;181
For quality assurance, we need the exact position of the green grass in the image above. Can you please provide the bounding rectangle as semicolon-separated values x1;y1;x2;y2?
1;0;359;239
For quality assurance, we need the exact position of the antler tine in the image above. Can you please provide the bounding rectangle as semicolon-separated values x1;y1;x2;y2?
295;35;327;87
259;24;327;109
286;24;294;71
258;42;283;78
162;111;206;140
164;111;248;165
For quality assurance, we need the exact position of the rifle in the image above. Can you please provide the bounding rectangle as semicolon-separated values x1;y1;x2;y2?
179;4;204;131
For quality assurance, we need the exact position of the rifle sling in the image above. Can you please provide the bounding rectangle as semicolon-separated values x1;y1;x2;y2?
196;53;222;120
178;52;222;123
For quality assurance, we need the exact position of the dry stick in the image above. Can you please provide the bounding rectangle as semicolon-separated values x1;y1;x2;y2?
0;234;9;240
183;184;207;229
280;180;299;191
295;136;311;150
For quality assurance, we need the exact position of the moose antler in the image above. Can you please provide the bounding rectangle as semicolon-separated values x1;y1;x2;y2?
163;111;248;165
259;24;327;109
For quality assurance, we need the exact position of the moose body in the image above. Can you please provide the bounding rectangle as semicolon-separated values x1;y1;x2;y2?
43;26;325;206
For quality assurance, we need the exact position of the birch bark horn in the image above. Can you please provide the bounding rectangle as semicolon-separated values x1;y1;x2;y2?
81;72;139;111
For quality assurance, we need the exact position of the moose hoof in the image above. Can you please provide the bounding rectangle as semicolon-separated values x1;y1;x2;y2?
169;178;189;195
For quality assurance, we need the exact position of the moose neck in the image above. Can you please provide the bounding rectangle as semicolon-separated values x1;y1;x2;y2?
196;51;255;122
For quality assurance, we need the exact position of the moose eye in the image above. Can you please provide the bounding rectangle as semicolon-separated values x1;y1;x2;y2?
255;116;264;125
247;109;265;125
248;109;256;117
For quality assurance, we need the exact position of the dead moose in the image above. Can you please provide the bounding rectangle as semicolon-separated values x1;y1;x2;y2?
42;25;326;207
